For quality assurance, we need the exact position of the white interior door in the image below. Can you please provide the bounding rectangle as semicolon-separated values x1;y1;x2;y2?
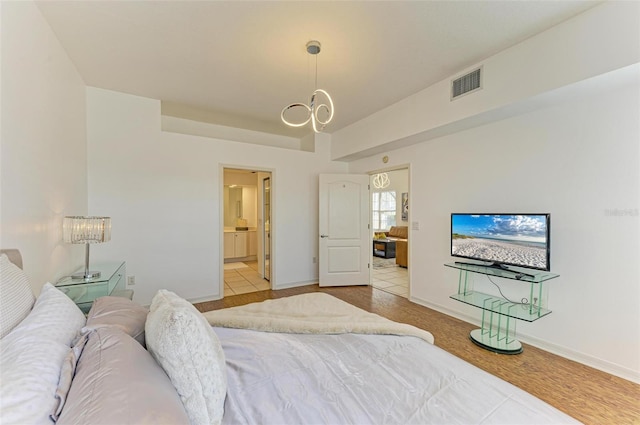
319;174;370;287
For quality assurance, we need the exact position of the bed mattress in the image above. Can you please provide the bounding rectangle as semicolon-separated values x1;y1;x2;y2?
214;327;579;425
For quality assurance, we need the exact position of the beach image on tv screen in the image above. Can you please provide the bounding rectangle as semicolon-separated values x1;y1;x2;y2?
452;214;548;270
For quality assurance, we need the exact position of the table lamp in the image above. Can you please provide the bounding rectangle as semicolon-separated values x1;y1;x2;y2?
63;216;111;279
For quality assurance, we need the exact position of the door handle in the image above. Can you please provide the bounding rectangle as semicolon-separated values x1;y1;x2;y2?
320;234;329;238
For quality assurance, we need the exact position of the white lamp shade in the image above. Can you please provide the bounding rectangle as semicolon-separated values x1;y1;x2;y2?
63;216;111;244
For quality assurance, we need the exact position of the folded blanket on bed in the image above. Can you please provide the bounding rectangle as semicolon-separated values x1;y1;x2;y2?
203;292;434;344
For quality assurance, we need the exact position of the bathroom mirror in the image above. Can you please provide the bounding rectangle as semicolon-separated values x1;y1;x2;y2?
224;186;243;227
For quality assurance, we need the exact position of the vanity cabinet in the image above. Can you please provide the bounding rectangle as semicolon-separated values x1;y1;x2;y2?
224;231;256;259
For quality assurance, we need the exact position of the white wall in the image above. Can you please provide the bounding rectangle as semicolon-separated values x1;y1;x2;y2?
349;72;640;382
0;1;87;293
389;168;409;226
333;1;640;161
224;169;259;186
87;87;347;305
162;115;302;151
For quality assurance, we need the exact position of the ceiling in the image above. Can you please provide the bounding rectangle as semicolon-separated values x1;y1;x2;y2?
36;1;601;138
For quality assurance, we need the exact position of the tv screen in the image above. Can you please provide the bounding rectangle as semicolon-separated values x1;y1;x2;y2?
451;214;550;271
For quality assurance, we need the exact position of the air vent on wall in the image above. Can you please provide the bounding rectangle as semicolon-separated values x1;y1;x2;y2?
451;67;482;100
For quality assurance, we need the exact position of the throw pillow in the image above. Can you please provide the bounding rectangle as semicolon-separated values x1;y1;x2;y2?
145;290;227;425
0;253;35;338
0;283;86;424
86;296;148;346
56;327;190;425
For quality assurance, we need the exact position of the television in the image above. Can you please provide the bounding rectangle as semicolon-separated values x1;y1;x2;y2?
451;214;550;272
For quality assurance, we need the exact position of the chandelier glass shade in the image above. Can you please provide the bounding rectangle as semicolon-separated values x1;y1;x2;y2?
281;41;334;133
372;173;390;189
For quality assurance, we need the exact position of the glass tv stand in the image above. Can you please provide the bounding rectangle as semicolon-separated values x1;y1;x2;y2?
445;262;559;354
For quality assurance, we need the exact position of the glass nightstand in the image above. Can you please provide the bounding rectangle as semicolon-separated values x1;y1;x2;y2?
56;261;126;313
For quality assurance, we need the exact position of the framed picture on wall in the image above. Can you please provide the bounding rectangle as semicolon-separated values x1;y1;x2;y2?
402;192;408;221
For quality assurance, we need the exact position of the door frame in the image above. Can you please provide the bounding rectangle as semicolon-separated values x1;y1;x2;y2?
219;165;276;299
368;164;411;295
261;175;271;281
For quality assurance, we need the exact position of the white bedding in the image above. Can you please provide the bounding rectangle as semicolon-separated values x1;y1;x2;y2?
207;293;579;425
204;293;434;343
215;327;579;425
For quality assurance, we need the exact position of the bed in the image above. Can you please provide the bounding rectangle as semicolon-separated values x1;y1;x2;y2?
0;249;580;424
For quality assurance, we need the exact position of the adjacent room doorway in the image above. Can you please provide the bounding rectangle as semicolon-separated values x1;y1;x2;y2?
370;167;410;298
221;167;273;297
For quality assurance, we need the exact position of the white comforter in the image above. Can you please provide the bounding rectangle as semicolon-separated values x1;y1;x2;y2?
206;293;580;425
215;328;579;425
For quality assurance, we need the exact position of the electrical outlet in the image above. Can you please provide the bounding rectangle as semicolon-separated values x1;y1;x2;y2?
313;257;317;263
127;276;136;286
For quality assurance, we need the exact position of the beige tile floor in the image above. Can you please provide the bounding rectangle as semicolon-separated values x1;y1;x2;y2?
372;262;409;298
225;259;408;298
224;261;270;297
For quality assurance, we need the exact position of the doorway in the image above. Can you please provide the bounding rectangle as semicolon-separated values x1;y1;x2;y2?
222;167;272;297
370;167;409;298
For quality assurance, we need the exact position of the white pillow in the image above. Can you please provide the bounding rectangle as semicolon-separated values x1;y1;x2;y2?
145;290;227;425
0;253;36;338
86;296;149;346
0;282;86;424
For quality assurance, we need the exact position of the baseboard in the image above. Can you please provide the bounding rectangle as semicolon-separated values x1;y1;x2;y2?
273;279;318;290
223;256;256;264
515;333;640;384
410;295;640;384
187;293;223;304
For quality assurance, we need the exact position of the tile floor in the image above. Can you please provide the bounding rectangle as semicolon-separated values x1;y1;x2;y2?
224;261;270;296
224;259;408;298
372;260;409;298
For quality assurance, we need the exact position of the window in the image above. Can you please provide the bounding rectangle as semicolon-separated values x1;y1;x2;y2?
372;191;396;231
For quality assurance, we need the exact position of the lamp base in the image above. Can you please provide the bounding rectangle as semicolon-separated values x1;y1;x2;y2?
71;270;101;280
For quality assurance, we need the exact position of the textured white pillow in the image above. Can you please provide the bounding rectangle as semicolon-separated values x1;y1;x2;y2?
146;290;227;425
0;253;36;338
0;283;86;424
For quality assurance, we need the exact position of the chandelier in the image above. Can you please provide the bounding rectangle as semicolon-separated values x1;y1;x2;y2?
372;173;390;189
281;40;334;133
